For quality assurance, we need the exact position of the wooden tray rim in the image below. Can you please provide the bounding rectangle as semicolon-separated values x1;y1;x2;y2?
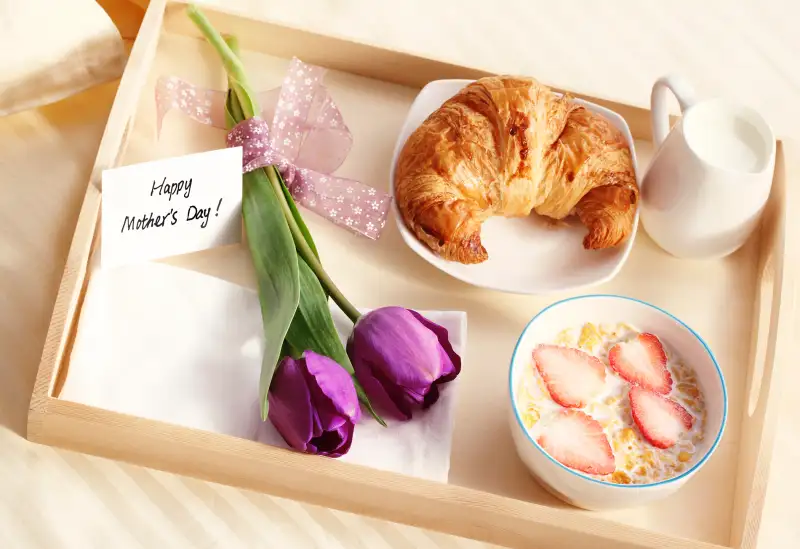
25;2;799;548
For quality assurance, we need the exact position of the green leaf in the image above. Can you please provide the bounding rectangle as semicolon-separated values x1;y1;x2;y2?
242;167;300;420
222;39;300;413
286;258;348;366
286;256;386;426
223;38;246;130
224;89;239;129
274;170;326;303
221;48;299;420
264;167;361;322
280;339;301;360
276;170;320;261
189;8;382;424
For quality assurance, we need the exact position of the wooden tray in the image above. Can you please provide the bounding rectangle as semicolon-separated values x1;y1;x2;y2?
26;1;798;548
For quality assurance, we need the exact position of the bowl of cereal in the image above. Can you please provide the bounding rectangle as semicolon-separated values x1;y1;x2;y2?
508;294;727;510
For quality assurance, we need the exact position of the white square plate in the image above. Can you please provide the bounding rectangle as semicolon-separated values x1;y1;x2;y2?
389;79;641;295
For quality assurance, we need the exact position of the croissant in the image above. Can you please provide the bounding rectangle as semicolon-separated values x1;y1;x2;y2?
393;76;638;264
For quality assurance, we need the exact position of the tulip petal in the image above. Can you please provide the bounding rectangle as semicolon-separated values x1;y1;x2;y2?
348;306;464;421
268;357;314;452
324;415;347;432
422;382;440;409
310;404;324;440
302;351;361;425
327;422;356;458
309;422;355;457
370;358;423;419
310;428;343;455
351;307;444;389
351;353;412;420
407;309;462;382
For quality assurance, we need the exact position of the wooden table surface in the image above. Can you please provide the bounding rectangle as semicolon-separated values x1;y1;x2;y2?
1;1;797;547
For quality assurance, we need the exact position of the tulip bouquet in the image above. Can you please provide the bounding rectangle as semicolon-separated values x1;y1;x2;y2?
187;6;461;457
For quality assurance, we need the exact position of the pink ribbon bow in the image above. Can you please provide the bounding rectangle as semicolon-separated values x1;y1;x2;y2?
155;57;391;240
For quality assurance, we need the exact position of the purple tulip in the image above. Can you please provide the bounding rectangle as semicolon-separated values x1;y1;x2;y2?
268;351;361;457
347;307;461;421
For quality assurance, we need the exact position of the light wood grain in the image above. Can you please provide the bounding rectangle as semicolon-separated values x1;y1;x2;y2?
23;2;796;548
730;140;798;549
36;398;723;549
28;0;168;429
194;0;800;142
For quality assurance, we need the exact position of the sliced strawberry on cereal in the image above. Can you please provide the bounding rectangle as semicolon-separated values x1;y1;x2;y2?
608;333;672;394
532;344;606;408
629;387;694;449
536;410;616;475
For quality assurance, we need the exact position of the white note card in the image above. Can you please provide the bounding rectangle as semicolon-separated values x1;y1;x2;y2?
101;147;243;268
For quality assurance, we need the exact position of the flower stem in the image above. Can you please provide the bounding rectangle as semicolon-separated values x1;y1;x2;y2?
264;166;362;323
223;36;246;126
189;4;383;426
187;5;258;119
189;4;361;324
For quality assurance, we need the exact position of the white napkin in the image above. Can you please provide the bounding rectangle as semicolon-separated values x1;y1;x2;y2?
60;261;464;482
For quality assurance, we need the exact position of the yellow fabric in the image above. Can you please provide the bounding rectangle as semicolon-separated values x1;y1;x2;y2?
0;0;126;116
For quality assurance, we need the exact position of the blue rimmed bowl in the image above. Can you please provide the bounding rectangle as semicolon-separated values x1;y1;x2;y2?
508;295;727;510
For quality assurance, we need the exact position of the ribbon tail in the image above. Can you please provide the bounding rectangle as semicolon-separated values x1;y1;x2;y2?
290;169;392;240
155;76;232;138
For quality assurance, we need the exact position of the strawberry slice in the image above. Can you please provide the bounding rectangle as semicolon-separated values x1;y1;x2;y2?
608;333;672;394
532;345;606;408
629;387;694;449
536;410;616;475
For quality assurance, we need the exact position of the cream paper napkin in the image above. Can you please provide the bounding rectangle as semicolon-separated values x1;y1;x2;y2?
60;261;464;482
0;0;126;116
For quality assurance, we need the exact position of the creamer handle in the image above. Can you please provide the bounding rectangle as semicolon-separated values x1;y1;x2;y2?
651;74;698;148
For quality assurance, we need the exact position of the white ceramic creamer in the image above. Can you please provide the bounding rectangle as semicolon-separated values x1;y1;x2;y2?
640;75;776;259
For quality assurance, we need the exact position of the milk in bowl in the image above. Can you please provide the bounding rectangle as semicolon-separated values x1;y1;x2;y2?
508;295;727;510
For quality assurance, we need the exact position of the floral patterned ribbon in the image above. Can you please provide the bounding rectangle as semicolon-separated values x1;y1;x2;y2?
155;57;391;240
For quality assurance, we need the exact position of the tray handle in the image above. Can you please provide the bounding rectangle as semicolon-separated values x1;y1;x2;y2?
746;144;795;418
746;247;778;416
732;139;797;549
